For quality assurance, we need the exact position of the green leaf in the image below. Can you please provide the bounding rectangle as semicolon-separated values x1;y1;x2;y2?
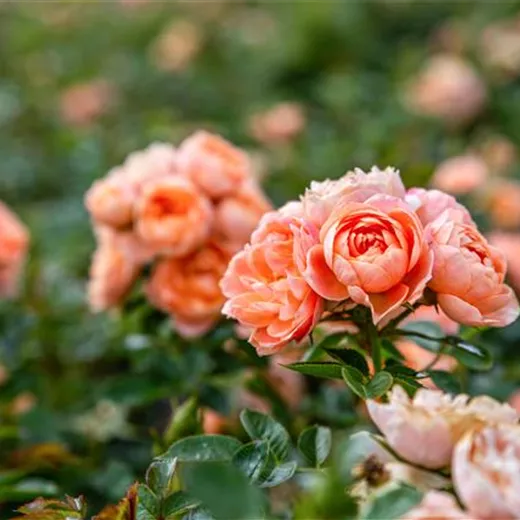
145;457;177;497
324;348;369;376
232;441;270;483
137;484;159;520
182;461;265;520
362;484;423;520
341;366;368;399
401;321;444;352
259;461;297;488
283;361;343;379
240;409;291;462
297;426;332;467
316;332;350;350
163;491;200;518
14;496;86;519
94;483;138;520
163;396;201;446
393;375;423;397
380;339;405;361
428;370;461;394
163;435;242;463
448;338;493;371
0;478;59;502
366;371;394;398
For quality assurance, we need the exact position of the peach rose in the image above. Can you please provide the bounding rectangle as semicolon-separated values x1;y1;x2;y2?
301;194;433;324
508;390;520;413
248;102;305;145
85;176;135;229
177;131;250;198
135;177;212;256
60;79;114;127
88;237;141;312
427;209;519;327
202;408;228;435
480;136;517;174
487;232;520;292
367;386;518;469
400;491;468;520
431;155;488;195
481;18;520;77
405;188;473;227
486;180;520;229
221;212;323;355
453;424;520;519
405;54;486;125
302;166;406;227
0;201;29;298
215;181;272;246
146;240;231;337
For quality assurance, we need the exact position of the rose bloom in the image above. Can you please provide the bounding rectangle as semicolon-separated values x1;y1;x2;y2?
147;240;232;337
427;209;519;327
367;385;518;469
248;102;305;145
135;177;212;256
487;232;520;292
405;54;486;125
221;210;323;355
406;188;474;228
453;424;520;519
480;136;517;174
481;18;520;78
401;491;468;520
430;154;488;196
486;180;520;229
150;20;201;72
215;181;272;246
60;79;114;127
177;131;251;199
202;408;228;435
508;390;520;414
301;193;433;325
0;201;29;298
88;237;141;312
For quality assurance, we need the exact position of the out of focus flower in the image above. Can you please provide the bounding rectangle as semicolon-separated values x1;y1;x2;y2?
177;131;251;199
88;234;141;312
74;400;129;442
0;201;29;298
485;180;520;229
480;17;520;78
488;232;520;292
480;136;517;174
430;154;488;195
367;385;518;469
508;389;520;414
248;102;305;145
146;240;232;337
10;392;37;416
150;20;201;72
405;54;486;125
135;177;213;256
400;491;468;520
215;181;272;246
268;349;306;411
453;424;520;519
430;21;467;54
202;408;228;434
60;79;114;127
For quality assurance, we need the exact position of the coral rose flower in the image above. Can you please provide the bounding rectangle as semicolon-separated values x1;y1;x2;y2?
85;176;135;229
428;209;519;327
367;386;518;469
0;201;29;298
430;155;488;196
248;102;305;145
88;238;141;312
401;491;468;520
487;232;520;292
146;240;232;337
177;131;250;199
302;195;433;324
486;180;520;229
221;212;323;355
453;424;520;519
135;177;212;256
215;181;272;246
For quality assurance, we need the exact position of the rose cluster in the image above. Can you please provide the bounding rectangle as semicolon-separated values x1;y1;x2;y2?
85;131;271;336
368;386;520;519
221;167;519;354
0;201;29;298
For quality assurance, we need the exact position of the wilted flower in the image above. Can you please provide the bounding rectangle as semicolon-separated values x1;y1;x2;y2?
405;54;486;125
248;102;306;145
430;154;488;195
367;385;518;469
453;424;520;519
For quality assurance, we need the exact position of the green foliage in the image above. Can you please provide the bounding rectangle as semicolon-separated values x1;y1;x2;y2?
297;425;332;467
361;484;423;520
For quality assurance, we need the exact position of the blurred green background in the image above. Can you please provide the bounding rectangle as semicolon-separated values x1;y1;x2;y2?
2;1;520;516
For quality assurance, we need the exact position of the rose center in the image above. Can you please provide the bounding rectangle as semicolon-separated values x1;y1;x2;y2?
150;193;191;218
